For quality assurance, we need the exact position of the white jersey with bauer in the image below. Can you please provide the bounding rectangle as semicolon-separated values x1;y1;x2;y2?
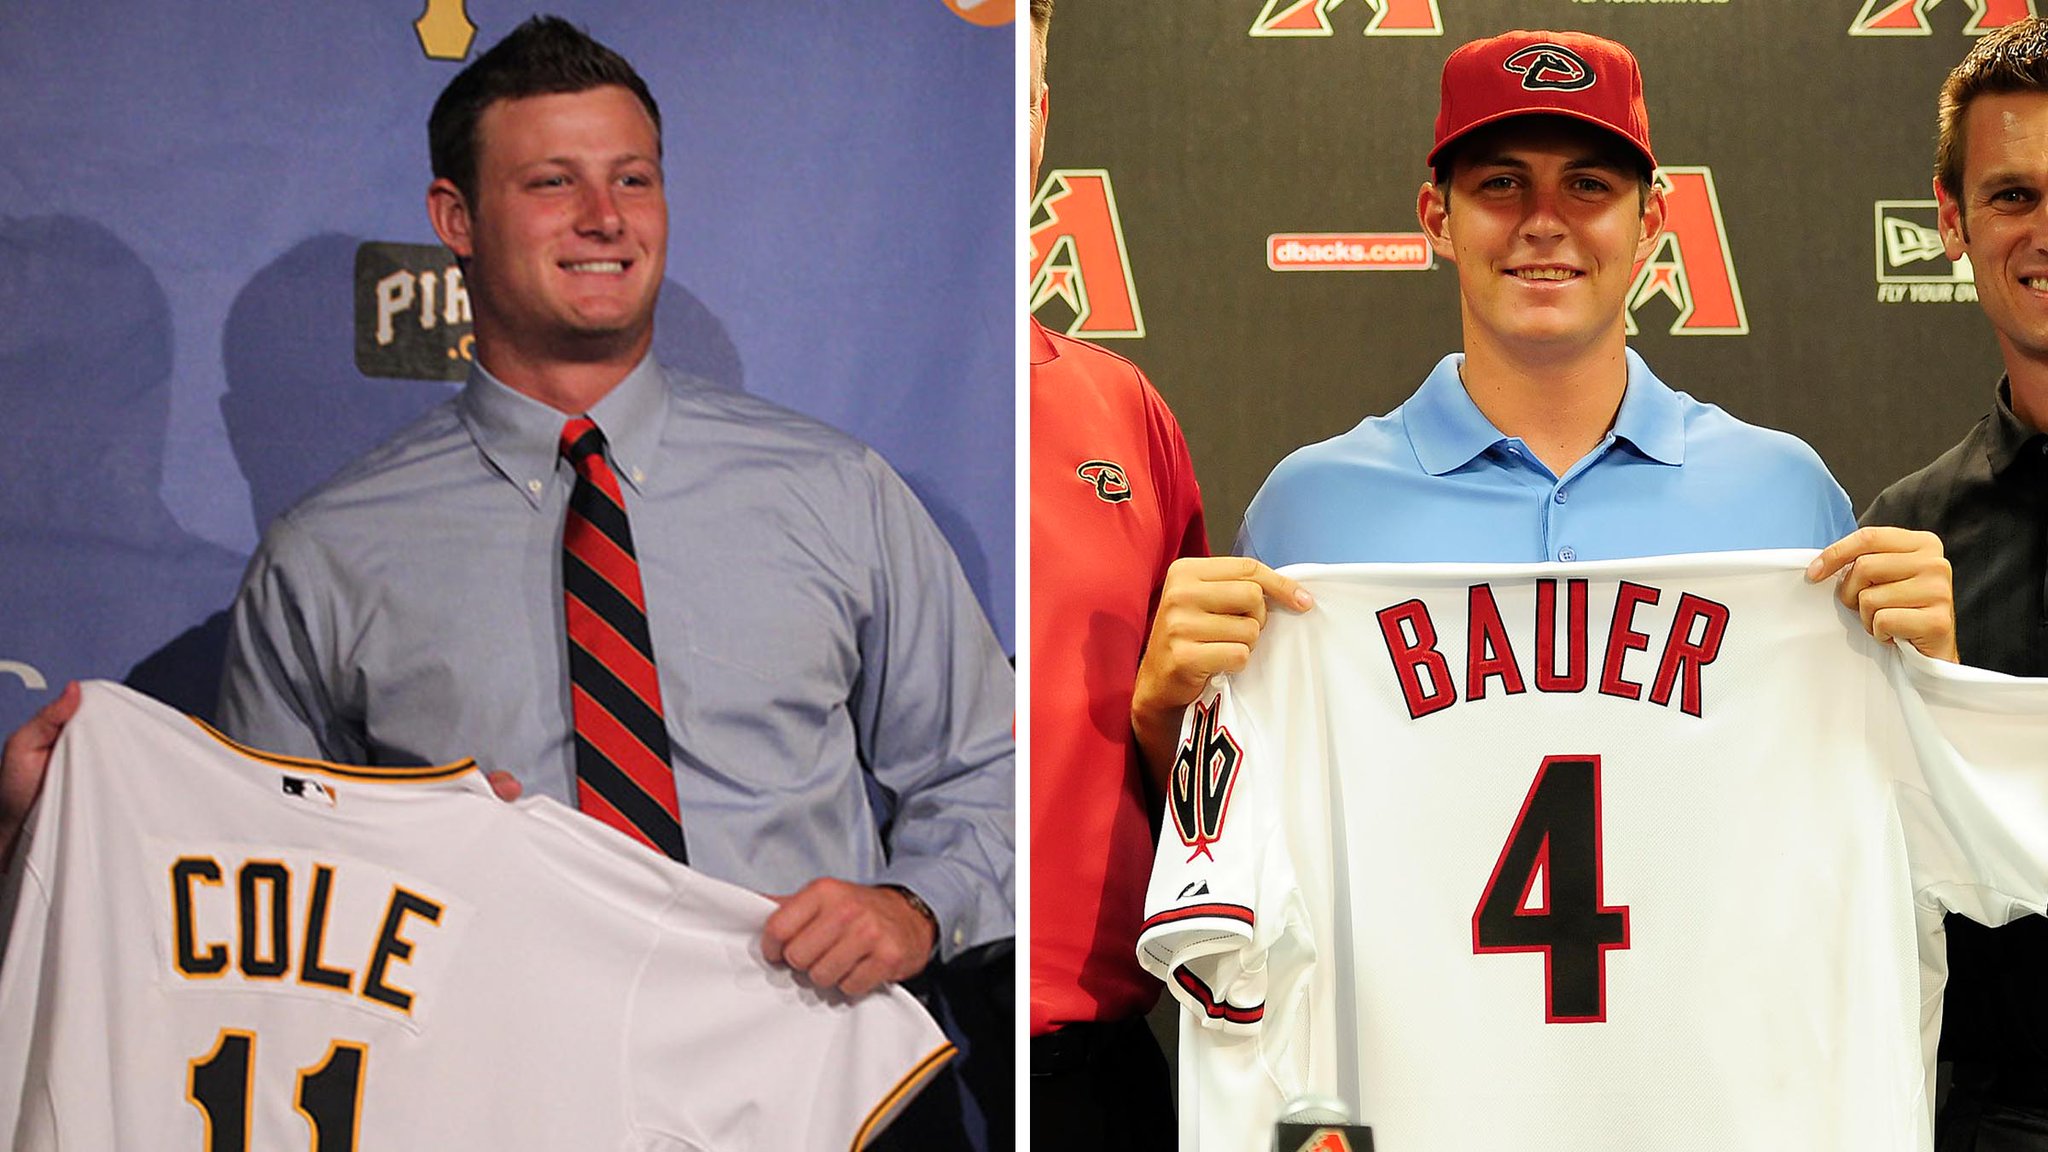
1139;551;2048;1152
0;681;952;1151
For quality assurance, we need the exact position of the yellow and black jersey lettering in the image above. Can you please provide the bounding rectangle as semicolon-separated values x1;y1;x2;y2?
362;886;443;1015
237;859;291;981
172;857;228;978
298;863;355;994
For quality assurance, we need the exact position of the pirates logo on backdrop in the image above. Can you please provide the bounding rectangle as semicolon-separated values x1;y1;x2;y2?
356;245;475;381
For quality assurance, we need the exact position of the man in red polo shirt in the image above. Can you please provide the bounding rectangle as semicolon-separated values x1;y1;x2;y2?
1027;2;1308;1146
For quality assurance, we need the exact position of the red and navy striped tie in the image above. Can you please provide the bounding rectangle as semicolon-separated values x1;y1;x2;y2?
559;417;687;861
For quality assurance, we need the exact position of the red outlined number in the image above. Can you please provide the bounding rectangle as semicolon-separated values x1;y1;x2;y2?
1472;755;1630;1023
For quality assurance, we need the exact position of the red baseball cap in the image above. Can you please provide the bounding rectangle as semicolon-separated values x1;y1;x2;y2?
1427;29;1656;173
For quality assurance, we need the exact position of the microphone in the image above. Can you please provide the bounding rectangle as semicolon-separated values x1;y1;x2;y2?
1274;1094;1374;1152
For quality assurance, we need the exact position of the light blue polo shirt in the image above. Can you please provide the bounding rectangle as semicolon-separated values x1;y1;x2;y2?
1240;349;1855;566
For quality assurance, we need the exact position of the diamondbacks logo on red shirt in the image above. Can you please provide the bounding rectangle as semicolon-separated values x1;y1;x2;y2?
1076;459;1133;503
1503;44;1595;91
1250;0;1444;37
1625;167;1749;337
1171;698;1243;862
1850;0;2034;35
1031;169;1146;339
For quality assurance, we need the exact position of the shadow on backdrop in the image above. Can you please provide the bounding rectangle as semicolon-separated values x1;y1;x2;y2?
0;214;246;733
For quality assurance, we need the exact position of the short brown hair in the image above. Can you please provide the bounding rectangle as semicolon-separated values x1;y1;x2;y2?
428;15;662;210
1937;17;2048;205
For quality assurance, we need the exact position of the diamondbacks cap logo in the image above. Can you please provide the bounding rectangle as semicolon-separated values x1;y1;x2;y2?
1874;200;1977;303
1076;459;1133;503
1503;43;1595;91
1171;698;1242;862
1624;167;1749;336
1032;168;1146;338
1250;0;1444;36
1850;0;2034;36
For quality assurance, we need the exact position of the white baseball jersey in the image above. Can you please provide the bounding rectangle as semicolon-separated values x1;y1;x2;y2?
1139;551;2048;1152
0;681;952;1151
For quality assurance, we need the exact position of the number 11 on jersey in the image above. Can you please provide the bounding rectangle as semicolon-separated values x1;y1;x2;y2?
1472;755;1630;1023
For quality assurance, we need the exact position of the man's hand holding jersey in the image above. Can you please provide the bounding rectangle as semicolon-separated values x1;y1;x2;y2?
1131;556;1314;788
1807;526;1957;663
0;681;78;871
762;877;937;998
482;768;933;998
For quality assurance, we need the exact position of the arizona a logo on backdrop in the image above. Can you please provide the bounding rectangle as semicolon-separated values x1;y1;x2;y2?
1250;0;1444;37
1850;0;2035;36
1626;167;1749;337
1031;169;1147;339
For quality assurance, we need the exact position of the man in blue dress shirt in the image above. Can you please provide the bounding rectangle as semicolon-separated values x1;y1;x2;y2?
1128;29;1956;776
5;16;1013;1019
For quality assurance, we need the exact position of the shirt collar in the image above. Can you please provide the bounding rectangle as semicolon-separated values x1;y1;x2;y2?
458;355;669;508
1987;376;2048;478
1405;348;1685;475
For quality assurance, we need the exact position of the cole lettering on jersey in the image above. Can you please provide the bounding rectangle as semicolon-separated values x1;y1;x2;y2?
161;846;457;1022
1376;579;1730;720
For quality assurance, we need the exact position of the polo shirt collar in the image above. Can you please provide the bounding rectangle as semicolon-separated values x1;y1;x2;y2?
1405;348;1684;475
1610;348;1685;466
1986;376;2048;478
459;354;669;507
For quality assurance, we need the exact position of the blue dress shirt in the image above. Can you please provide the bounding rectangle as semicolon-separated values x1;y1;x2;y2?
218;357;1015;956
1241;350;1856;565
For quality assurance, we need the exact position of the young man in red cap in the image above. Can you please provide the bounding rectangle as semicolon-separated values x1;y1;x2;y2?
1128;29;1954;779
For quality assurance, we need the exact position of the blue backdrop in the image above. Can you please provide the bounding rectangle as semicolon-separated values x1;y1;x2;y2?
0;0;1017;736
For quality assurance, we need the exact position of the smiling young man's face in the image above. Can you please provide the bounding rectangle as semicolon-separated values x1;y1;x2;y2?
1421;116;1663;362
1941;88;2048;377
434;84;668;372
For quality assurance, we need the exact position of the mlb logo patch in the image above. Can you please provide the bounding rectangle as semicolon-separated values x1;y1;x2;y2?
281;775;338;807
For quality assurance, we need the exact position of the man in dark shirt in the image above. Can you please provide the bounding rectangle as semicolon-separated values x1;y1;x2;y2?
1866;18;2048;1148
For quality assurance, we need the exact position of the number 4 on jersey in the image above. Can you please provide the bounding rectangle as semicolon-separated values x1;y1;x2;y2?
1472;755;1630;1023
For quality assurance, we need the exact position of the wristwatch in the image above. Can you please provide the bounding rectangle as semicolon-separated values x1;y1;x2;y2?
879;883;940;951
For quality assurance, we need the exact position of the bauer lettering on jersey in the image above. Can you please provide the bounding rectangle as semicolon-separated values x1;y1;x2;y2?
1376;579;1730;720
156;844;462;1025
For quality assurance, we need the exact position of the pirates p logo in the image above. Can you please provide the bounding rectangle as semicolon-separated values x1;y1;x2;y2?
1503;44;1595;91
1076;459;1133;504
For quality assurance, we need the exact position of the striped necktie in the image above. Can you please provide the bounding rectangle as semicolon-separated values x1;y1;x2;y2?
558;417;687;862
